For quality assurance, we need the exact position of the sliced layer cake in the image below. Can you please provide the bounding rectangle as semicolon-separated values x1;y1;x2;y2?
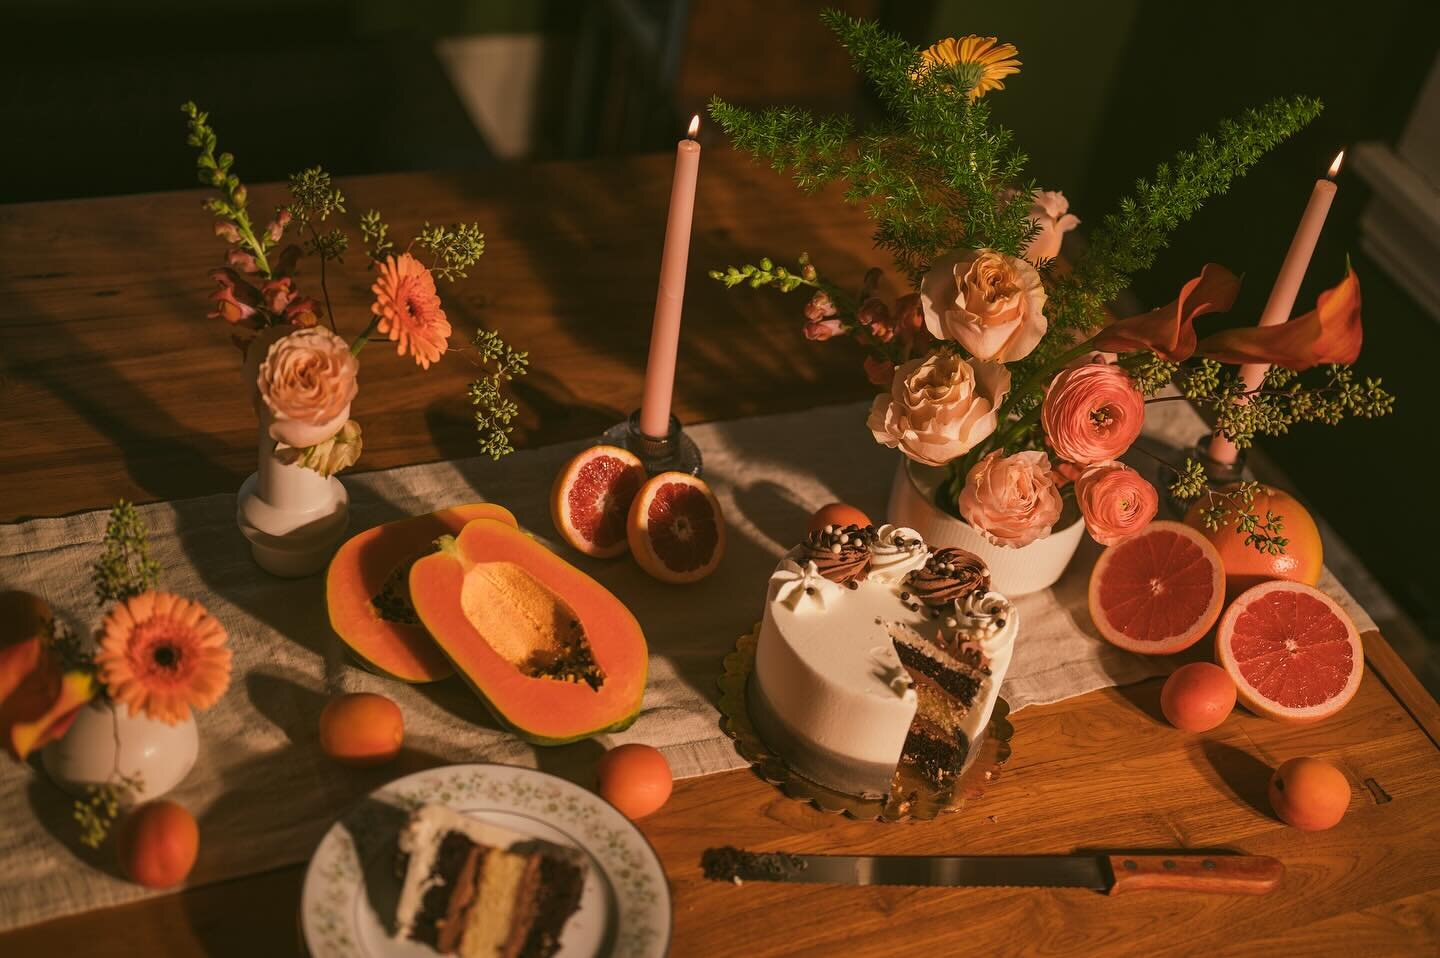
395;804;586;958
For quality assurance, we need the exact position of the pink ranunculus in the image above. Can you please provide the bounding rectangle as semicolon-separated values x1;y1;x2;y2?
1022;190;1080;263
208;268;262;325
867;351;1010;466
1074;460;1158;545
864;355;895;386
1041;362;1145;466
803;290;837;322
257;326;359;448
921;249;1047;362
959;450;1063;548
803;317;843;341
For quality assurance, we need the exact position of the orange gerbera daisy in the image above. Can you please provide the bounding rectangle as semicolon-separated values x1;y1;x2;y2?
95;591;231;725
920;36;1021;100
371;252;452;369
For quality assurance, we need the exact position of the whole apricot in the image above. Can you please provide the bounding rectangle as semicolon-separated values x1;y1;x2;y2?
1269;757;1350;831
1160;662;1237;732
319;692;404;767
806;503;872;534
117;800;199;889
596;744;672;820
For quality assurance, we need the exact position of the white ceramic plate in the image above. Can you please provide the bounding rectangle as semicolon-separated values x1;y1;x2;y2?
301;764;672;958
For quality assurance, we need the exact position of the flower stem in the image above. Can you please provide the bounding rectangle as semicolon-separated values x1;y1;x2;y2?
350;316;380;355
307;223;339;334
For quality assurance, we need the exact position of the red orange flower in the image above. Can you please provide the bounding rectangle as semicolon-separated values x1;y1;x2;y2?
1196;266;1362;369
0;636;95;761
1091;263;1242;361
371;253;451;369
95;591;231;725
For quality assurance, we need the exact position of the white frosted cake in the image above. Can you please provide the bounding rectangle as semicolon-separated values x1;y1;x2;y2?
749;523;1016;799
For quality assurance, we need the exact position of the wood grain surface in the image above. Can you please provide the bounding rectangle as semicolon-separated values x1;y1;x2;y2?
2;151;1437;957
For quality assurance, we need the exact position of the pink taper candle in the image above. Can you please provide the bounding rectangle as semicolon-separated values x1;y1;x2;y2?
639;115;702;438
1208;150;1343;465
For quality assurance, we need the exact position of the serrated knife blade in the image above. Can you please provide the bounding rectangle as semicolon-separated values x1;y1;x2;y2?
701;848;1284;896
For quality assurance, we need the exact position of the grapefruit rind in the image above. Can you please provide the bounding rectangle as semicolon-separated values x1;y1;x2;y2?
1216;580;1362;724
550;445;645;559
626;472;726;584
1087;521;1226;655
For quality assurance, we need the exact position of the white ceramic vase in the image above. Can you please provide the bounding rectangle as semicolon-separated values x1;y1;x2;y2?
886;458;1086;596
236;330;349;578
42;699;199;804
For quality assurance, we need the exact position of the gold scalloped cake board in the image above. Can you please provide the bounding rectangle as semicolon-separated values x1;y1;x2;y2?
718;624;1013;823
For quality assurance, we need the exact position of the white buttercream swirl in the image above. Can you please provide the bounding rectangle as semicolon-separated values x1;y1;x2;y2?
957;590;1016;661
771;559;840;613
867;524;928;584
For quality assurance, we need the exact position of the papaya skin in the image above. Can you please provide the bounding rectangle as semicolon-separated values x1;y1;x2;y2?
411;520;648;746
325;504;518;683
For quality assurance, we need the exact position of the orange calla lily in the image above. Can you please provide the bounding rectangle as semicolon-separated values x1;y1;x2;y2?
1091;263;1242;361
0;636;96;761
1196;266;1362;369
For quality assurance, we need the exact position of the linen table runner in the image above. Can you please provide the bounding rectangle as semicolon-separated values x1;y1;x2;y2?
0;399;1375;931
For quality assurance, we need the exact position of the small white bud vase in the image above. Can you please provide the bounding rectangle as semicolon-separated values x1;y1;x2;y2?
236;328;350;578
42;699;198;805
887;457;1085;596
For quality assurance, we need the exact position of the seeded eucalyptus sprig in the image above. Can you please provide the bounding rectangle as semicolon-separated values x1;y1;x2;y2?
469;329;530;459
360;209;394;261
75;773;144;849
92;501;160;607
417;223;487;282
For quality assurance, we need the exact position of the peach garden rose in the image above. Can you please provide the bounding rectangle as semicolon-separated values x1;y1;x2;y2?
867;351;1010;466
1074;461;1158;545
1040;361;1145;466
257;326;359;449
920;248;1047;362
958;449;1063;548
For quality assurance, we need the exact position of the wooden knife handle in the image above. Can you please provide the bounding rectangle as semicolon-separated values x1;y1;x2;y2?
1105;854;1284;896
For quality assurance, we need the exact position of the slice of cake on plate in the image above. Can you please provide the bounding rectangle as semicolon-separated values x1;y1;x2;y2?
394;803;586;958
749;523;1016;800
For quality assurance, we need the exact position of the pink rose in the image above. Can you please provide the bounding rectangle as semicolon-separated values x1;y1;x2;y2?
959;450;1063;548
1022;190;1080;263
1074;461;1158;545
921;249;1047;362
257;326;358;448
803;317;843;341
1040;362;1145;466
867;351;1010;466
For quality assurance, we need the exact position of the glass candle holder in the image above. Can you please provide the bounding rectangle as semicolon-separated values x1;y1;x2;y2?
600;410;703;477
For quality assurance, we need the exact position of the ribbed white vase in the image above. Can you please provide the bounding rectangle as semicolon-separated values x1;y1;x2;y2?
235;329;349;578
42;699;198;804
886;458;1086;596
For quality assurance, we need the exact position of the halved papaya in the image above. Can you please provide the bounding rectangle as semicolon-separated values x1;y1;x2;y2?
410;518;648;745
326;503;518;682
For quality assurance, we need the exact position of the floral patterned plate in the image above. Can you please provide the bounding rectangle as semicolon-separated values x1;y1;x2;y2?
301;764;672;958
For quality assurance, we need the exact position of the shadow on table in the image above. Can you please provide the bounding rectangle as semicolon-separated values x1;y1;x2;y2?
24;774;121;878
1193;740;1275;819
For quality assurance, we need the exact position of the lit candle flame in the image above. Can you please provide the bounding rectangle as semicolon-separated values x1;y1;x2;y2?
1327;150;1344;179
687;114;701;138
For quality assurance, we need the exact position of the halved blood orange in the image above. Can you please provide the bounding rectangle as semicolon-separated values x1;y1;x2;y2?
1088;520;1226;655
551;445;647;558
1216;580;1363;723
626;472;725;583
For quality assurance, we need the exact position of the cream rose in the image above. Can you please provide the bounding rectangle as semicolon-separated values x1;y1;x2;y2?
958;450;1063;548
867;351;1010;466
920;248;1047;362
257;326;358;448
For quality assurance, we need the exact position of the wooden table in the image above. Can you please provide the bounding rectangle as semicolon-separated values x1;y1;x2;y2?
2;151;1438;956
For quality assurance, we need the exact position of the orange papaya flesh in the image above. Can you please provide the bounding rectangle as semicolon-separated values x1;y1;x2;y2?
325;503;518;682
410;518;647;745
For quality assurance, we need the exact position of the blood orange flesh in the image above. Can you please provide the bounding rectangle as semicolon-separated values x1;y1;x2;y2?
627;472;725;583
1217;580;1362;723
1088;521;1226;654
551;446;646;557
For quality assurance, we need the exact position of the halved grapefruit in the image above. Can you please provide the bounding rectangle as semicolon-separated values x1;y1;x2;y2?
627;472;725;583
1216;580;1363;723
1088;520;1226;654
551;445;647;558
